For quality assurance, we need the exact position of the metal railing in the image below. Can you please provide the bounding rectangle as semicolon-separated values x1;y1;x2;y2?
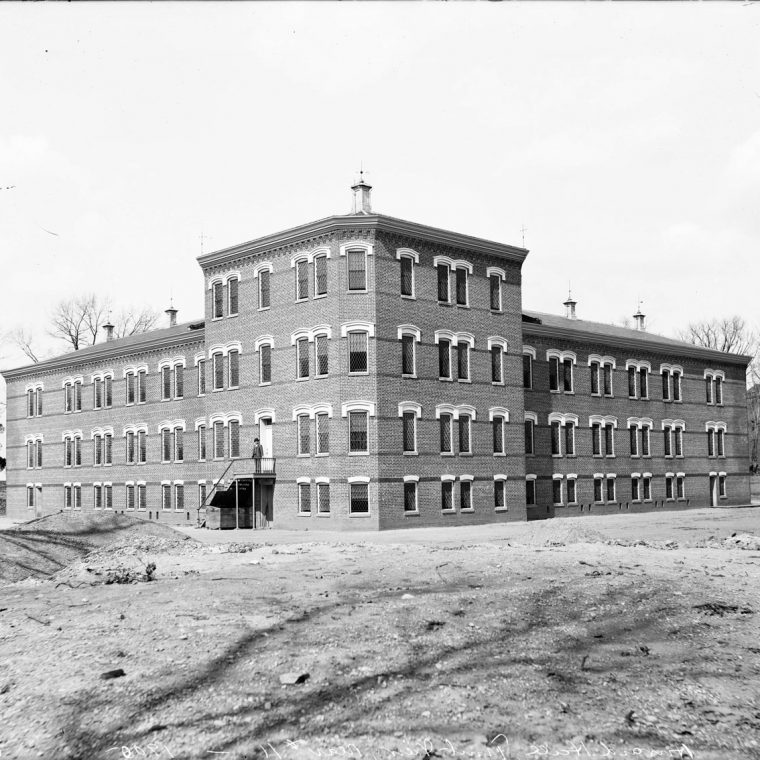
195;457;276;526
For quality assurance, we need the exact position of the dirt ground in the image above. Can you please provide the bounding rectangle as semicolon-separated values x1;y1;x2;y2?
1;509;760;760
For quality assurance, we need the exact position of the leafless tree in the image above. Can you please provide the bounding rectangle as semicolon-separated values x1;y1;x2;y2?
113;307;160;339
7;326;42;363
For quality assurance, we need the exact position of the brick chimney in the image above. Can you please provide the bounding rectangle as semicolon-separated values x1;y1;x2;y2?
563;290;577;320
351;171;372;215
166;301;178;328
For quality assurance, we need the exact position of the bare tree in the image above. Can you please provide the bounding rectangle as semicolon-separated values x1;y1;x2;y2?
113;307;161;339
678;316;758;357
7;326;42;363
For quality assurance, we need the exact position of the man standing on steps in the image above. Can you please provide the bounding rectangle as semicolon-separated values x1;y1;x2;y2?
251;437;263;473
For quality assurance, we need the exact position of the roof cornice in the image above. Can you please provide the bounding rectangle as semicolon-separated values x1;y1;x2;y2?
1;326;206;380
197;214;529;269
522;322;752;366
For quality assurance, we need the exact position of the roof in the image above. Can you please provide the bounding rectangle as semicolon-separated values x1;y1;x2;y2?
197;212;529;270
522;310;752;366
1;320;206;379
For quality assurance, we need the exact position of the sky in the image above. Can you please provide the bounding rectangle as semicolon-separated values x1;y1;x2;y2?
0;3;759;385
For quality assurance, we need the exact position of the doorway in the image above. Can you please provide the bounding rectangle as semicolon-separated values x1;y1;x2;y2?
259;418;273;458
254;480;274;528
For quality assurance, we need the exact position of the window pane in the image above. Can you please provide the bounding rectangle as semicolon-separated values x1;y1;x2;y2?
126;374;136;405
631;477;640;501
139;431;147;463
606;478;616;502
297;338;310;379
229;352;240;387
604;425;614;456
553;479;562;505
439;340;451;379
630;427;638;456
348;332;368;373
437;264;449;302
628;367;636;397
347;250;366;291
314;335;328;376
442;481;453;510
567;479;576;504
162;366;172;400
400;257;413;297
176;485;185;511
299;483;311;513
563;359;573;392
94;379;103;409
662;371;670;400
213;281;224;318
127;486;135;511
594;478;602;502
198;426;207;460
526;480;536;506
198;360;206;395
315;255;328;296
551;421;561;456
318;483;330;513
214;422;224;458
350;483;369;513
229;421;240;458
259;269;271;308
549;357;559;391
401;335;415;376
298;415;310;455
455;268;467;305
565;424;575;456
174;367;184;398
523;354;532;389
138;484;146;511
260;345;272;384
715;377;723;405
402;412;416;453
492;418;503;454
491;346;502;383
603;364;612;395
297;260;309;300
316;413;329;454
641;427;650;456
440;415;452;453
105;434;112;464
494;480;505;509
404;482;417;512
162;430;171;462
643;477;651;500
458;415;470;453
457;344;469;381
524;420;534;455
214;354;224;390
228;278;239;315
460;481;472;510
590;363;600;395
489;274;501;311
349;411;368;453
673;372;681;401
104;377;112;408
639;369;648;398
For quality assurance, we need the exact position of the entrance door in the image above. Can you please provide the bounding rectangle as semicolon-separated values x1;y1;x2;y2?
709;476;717;507
254;481;274;528
259;418;273;458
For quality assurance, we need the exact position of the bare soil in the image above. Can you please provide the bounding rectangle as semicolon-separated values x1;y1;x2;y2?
1;510;760;760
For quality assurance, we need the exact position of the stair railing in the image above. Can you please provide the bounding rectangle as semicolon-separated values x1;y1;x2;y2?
196;458;237;526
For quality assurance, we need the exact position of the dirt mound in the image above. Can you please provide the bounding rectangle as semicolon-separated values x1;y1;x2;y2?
0;512;191;584
510;521;608;547
722;532;760;551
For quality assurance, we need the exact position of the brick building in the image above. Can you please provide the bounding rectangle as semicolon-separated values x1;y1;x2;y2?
2;181;752;529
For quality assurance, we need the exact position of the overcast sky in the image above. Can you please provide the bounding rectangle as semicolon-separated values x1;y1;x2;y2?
1;3;759;379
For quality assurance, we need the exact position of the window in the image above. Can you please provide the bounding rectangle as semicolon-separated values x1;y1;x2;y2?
674;427;683;457
259;269;271;309
199;482;207;508
437;263;450;303
662;370;671;401
126;484;135;511
441;480;454;511
212;353;224;391
348;332;368;374
400;255;414;297
347;249;367;291
567;477;577;505
719;474;727;498
317;481;330;514
665;475;674;500
631;476;641;502
457;343;470;382
715;377;723;405
297;414;310;456
491;347;503;384
641;424;650;457
104;433;113;465
523;351;534;389
551;420;561;456
705;371;725;406
707;428;715;457
173;483;184;512
161;429;171;463
298;481;311;514
138;430;147;464
197;359;207;395
639;368;649;399
676;475;685;500
717;428;725;457
63;380;83;413
27;387;43;417
213;281;224;319
606;476;616;503
455;267;468;306
160;363;184;400
604;424;615;457
494;477;507;510
138;483;147;511
228;277;239;316
348;411;369;454
213;421;225;459
592;422;602;457
316;413;329;455
404;480;418;513
297;338;310;379
314;254;328;297
664;424;673;457
603;363;613;396
705;376;713;404
226;419;239;459
459;479;472;510
315;334;329;376
628;366;636;398
492;415;506;455
673;371;681;402
489;274;502;311
401;334;416;377
565;421;576;456
438;339;452;380
591;362;601;395
524;415;535;455
550;415;576;457
296;259;309;300
458;414;471;454
630;425;639;457
63;484;71;510
94;379;103;409
349;481;369;514
162;483;172;511
198;425;207;461
661;365;683;402
259;343;272;385
94;484;103;510
548;351;574;393
228;351;240;388
552;478;563;506
440;413;453;454
526;477;536;506
593;477;603;503
402;412;417;454
643;475;652;501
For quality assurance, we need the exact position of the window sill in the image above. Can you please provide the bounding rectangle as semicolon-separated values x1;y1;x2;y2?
440;452;455;457
314;293;327;300
439;377;453;382
401;374;418;380
347;289;369;295
404;510;419;516
438;301;453;307
401;295;416;301
211;317;223;322
259;382;271;387
295;298;309;304
460;507;475;513
457;379;472;384
403;451;419;456
348;512;371;518
258;306;271;312
348;372;370;377
491;381;505;387
494;507;508;512
459;452;473;457
490;309;503;315
211;388;225;394
317;512;331;517
441;508;457;514
298;512;312;517
348;452;370;457
228;386;240;391
296;377;309;382
456;304;470;310
315;452;329;458
493;453;506;458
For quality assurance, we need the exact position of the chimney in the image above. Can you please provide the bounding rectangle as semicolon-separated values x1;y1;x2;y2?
563;290;577;320
633;305;646;331
166;300;178;328
103;319;115;342
351;171;372;215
